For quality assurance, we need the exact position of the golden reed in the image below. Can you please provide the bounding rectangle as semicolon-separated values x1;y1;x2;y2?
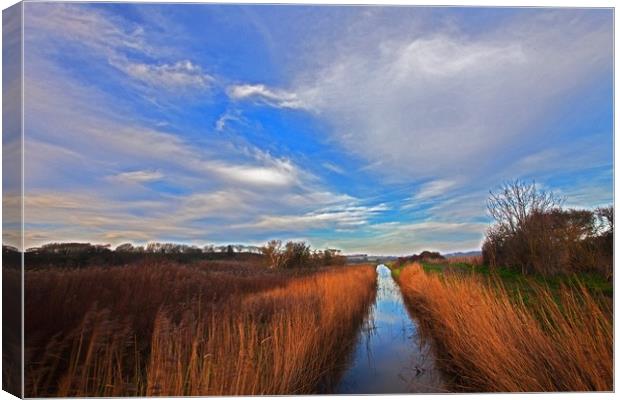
396;263;612;392
24;262;376;396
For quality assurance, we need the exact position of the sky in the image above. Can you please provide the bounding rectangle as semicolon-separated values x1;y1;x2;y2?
7;3;613;255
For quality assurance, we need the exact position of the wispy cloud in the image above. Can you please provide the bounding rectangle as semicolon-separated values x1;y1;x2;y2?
239;203;389;231
322;162;345;175
112;59;214;91
109;170;164;184
413;179;458;201
26;3;213;94
227;83;305;109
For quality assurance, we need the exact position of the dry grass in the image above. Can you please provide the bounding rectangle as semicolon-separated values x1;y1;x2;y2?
25;262;376;396
396;263;612;392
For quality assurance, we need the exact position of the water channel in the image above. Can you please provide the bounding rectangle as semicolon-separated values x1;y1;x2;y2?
335;264;445;394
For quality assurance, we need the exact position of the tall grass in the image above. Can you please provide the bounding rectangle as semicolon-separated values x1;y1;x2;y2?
396;263;612;392
25;262;376;396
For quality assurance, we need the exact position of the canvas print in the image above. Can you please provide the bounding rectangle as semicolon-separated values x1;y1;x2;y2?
2;2;614;397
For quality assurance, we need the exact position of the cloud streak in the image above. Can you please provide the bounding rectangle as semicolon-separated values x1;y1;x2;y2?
113;60;214;91
228;83;305;109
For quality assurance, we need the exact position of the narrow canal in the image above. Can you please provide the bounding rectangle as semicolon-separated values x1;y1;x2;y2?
335;264;445;394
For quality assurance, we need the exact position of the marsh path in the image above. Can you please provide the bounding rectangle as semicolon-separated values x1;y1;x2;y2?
334;264;445;394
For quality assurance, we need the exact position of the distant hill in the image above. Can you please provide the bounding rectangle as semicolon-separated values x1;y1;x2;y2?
444;251;482;258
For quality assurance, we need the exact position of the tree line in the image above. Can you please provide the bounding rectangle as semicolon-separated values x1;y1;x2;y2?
261;240;346;269
14;240;346;269
26;242;264;255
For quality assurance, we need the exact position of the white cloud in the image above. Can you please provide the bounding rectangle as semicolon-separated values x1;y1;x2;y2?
214;110;242;132
227;84;305;109
240;203;389;231
114;60;214;91
109;170;164;184
210;160;298;187
413;179;457;201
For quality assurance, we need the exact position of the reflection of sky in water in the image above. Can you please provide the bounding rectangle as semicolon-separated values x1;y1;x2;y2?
335;265;445;394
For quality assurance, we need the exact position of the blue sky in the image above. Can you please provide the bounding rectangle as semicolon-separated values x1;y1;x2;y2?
14;4;613;255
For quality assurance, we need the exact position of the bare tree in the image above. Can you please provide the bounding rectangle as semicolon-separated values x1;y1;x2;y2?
487;179;564;234
484;180;565;274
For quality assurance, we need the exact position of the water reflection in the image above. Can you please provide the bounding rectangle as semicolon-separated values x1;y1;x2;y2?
335;265;445;394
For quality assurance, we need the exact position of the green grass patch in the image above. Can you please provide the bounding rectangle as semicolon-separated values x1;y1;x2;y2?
418;261;612;301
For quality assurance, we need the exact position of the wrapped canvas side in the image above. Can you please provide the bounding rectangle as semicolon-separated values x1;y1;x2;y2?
2;2;23;398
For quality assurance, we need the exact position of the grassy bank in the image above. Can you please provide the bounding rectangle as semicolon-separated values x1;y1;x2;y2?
25;262;376;396
395;263;612;392
418;260;612;306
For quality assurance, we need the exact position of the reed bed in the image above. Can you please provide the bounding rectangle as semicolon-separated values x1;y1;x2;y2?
25;262;376;396
396;263;612;392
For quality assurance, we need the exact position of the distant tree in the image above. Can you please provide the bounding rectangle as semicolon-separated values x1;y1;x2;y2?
261;240;284;269
181;245;202;254
145;242;183;254
226;244;234;257
115;243;134;252
3;245;19;253
261;240;328;269
282;241;311;269
326;248;346;266
393;250;444;268
39;242;111;255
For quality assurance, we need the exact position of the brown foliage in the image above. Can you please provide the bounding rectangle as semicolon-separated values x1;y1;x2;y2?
397;263;612;392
